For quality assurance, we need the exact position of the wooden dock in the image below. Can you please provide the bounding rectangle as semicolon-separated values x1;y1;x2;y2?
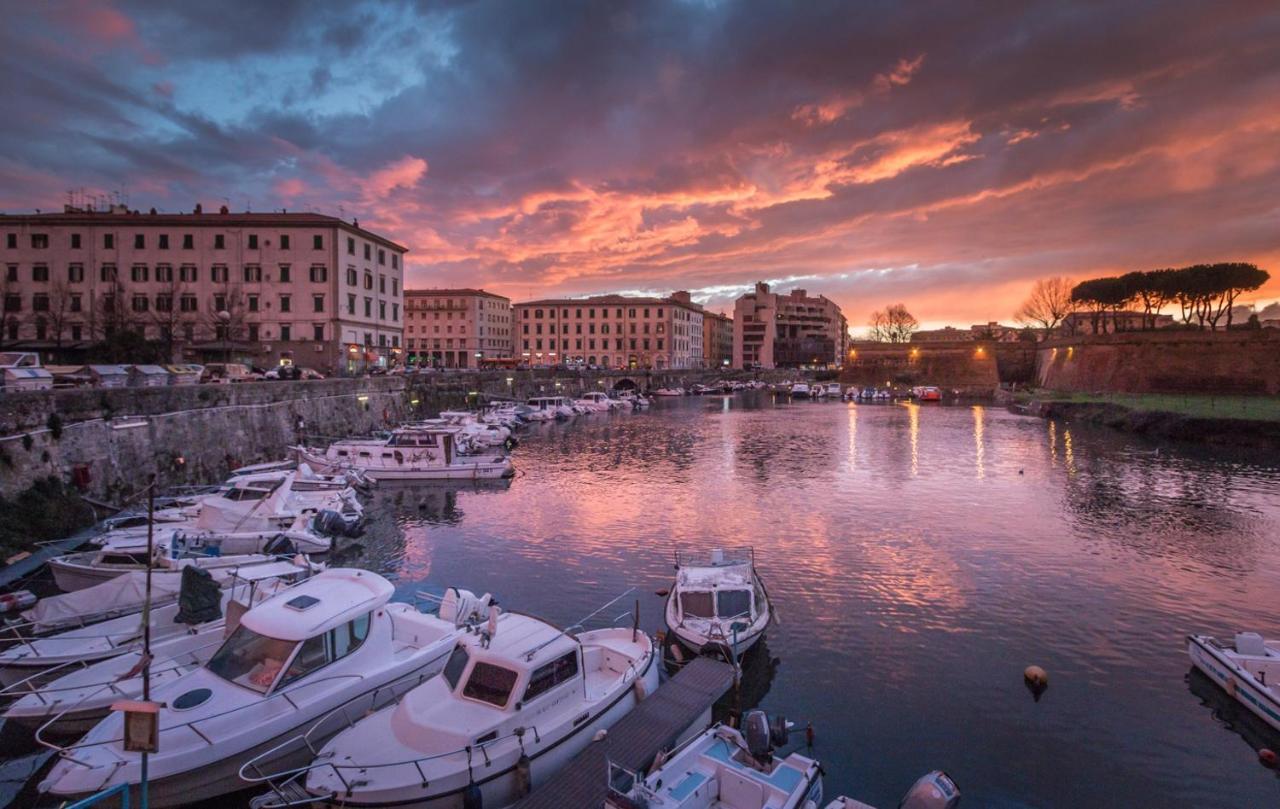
513;655;735;809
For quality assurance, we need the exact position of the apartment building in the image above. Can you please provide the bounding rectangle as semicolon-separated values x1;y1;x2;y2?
0;205;407;373
703;311;733;367
403;288;513;368
732;282;847;368
513;291;704;369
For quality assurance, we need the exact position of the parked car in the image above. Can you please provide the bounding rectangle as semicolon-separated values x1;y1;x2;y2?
201;362;260;383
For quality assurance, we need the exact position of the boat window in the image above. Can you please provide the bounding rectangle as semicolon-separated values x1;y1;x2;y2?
337;450;348;457
279;613;373;687
680;591;715;619
523;651;579;703
463;661;519;707
207;625;299;693
443;646;470;689
716;589;752;620
101;553;147;565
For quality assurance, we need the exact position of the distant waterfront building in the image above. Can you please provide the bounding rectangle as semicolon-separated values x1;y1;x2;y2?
732;282;847;368
702;311;733;368
403;288;513;368
913;322;1024;342
0;205;406;374
1058;310;1176;336
513;291;704;368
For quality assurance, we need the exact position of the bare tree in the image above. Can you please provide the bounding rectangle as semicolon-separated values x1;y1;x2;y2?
42;279;77;349
1015;276;1076;337
151;270;192;362
868;303;919;343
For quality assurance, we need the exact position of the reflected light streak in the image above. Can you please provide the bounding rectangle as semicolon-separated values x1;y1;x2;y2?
972;405;986;480
907;402;919;477
1064;428;1076;476
847;403;857;471
1048;420;1058;467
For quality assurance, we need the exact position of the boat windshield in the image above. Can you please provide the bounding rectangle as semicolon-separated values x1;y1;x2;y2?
207;625;299;693
443;646;470;689
716;589;752;620
463;661;519;708
680;591;715;619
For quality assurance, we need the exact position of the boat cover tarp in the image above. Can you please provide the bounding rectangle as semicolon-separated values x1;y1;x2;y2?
176;566;222;625
21;571;184;633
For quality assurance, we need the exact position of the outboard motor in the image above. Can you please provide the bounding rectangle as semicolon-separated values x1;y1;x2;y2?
742;710;789;767
313;509;350;538
899;771;960;809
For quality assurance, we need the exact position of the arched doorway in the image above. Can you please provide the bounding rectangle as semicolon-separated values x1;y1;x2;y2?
612;377;638;391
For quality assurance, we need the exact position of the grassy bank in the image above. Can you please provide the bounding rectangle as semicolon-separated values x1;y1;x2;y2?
1016;391;1280;422
0;476;97;560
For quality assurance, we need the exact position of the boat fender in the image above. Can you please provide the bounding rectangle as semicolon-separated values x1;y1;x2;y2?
593;729;608;742
669;643;684;664
514;753;532;797
633;677;648;702
1260;748;1278;769
1226;676;1237;698
1023;665;1048;701
462;782;483;809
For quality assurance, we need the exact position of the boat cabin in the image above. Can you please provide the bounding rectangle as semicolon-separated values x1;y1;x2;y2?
527;396;569;411
206;569;393;694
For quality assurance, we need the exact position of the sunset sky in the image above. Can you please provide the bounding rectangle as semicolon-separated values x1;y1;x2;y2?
2;1;1278;330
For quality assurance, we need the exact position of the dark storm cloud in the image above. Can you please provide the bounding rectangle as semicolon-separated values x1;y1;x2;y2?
2;0;1279;325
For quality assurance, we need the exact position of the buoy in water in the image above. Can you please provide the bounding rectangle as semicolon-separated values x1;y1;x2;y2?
1024;665;1049;701
655;588;670;597
1260;748;1278;768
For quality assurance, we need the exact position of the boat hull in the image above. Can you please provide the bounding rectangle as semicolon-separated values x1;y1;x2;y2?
312;647;660;808
45;652;451;809
667;621;765;660
1188;635;1280;732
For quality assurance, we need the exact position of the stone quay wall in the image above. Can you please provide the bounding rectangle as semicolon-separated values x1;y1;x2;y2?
1035;330;1280;395
838;341;1032;393
0;368;774;501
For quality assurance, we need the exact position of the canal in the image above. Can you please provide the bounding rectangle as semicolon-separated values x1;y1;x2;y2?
6;392;1280;807
353;393;1280;808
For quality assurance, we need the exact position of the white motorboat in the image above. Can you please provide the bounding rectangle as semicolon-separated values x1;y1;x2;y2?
1188;632;1280;732
605;712;822;809
652;387;684;397
528;396;577;419
824;771;960;809
0;559;304;688
824;383;843;398
665;548;772;658
580;391;619;411
790;383;811;398
41;571;493;808
49;530;322;593
2;562;305;734
296;427;514;483
257;610;658;808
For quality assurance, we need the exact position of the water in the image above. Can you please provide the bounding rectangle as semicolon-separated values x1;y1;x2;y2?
10;393;1280;807
350;394;1280;808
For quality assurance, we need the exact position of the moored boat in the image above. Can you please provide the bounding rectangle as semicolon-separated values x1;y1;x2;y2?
296;427;513;483
251;609;658;808
40;570;494;808
605;711;822;808
1188;632;1280;732
664;548;771;659
790;382;811;398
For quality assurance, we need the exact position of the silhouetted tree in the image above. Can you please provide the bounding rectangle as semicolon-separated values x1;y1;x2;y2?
1015;276;1076;336
868;304;919;342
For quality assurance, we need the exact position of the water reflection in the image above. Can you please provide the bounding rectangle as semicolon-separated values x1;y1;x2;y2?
972;405;986;479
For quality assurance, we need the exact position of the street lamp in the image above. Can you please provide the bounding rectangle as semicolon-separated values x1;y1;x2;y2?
216;310;231;366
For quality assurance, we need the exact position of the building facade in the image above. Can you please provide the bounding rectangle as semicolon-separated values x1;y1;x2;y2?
913;322;1024;342
0;205;406;374
403;288;513;368
1058;310;1176;336
732;282;847;368
513;291;704;369
702;311;733;368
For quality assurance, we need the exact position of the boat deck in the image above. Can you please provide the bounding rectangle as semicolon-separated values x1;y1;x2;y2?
513;655;735;809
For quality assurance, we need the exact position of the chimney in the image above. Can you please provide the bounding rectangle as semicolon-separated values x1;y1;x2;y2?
671;291;692;304
194;203;203;214
219;205;229;214
755;282;770;294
